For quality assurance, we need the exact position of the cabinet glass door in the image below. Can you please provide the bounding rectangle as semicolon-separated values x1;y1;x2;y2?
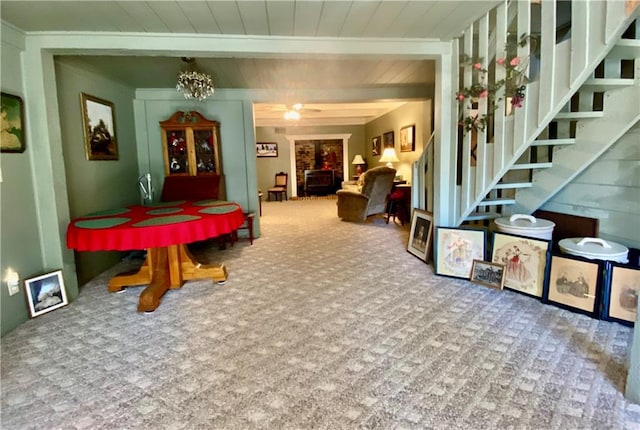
166;130;188;174
193;129;217;174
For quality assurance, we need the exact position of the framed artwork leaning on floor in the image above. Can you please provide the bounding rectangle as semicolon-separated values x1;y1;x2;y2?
407;209;433;262
491;232;551;298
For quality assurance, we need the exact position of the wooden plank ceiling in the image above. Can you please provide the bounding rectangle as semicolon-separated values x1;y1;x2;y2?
1;1;500;126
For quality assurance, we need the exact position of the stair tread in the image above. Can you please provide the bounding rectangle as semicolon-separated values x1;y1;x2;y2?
493;182;533;189
581;78;635;92
510;162;553;170
466;212;502;221
532;138;576;146
478;198;516;206
555;111;605;119
608;39;640;59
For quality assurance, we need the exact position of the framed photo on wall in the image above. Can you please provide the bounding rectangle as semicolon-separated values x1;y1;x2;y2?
399;125;415;152
407;209;433;262
80;93;118;160
1;92;26;153
256;142;278;157
372;136;381;156
24;270;69;318
383;131;394;148
491;232;551;298
602;263;640;326
545;254;602;317
434;227;487;279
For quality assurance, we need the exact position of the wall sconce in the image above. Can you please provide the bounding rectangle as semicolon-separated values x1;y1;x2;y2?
379;147;399;168
351;154;366;175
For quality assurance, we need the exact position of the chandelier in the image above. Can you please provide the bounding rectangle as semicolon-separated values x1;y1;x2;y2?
176;57;215;101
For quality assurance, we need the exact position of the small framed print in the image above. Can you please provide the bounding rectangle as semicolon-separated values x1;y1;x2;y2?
383;130;394;148
372;136;381;156
602;263;640;326
24;270;69;318
1;92;26;153
407;209;433;262
545;254;602;317
434;227;487;279
399;125;415;152
491;232;551;298
256;142;278;157
81;93;118;160
470;260;506;290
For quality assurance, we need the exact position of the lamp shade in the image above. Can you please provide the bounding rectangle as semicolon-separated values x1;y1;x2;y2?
379;147;399;163
352;154;365;165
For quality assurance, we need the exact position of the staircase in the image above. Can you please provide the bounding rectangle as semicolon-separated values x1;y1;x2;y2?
418;0;640;227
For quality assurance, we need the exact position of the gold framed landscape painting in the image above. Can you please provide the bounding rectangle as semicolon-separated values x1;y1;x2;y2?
81;92;118;160
1;92;26;153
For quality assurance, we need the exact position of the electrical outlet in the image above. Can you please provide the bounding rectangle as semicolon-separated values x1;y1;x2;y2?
7;281;20;296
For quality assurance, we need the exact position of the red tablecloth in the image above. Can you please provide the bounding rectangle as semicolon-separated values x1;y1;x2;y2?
67;200;244;251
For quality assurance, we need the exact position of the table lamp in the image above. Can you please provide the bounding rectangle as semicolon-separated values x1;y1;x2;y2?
379;147;399;168
352;154;366;175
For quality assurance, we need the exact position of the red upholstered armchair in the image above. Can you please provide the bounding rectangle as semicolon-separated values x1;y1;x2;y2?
160;175;221;202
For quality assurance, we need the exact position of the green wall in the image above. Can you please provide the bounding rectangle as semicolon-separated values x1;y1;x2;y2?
55;59;140;285
364;101;432;184
133;93;260;234
0;26;45;336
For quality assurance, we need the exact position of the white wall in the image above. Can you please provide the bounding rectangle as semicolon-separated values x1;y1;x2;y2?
541;122;640;250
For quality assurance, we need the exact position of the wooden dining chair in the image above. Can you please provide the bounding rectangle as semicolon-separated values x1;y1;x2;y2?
267;172;288;201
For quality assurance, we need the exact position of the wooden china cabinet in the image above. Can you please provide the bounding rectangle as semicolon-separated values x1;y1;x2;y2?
160;110;222;177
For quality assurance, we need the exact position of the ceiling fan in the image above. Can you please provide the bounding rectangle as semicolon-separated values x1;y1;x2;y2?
268;103;322;120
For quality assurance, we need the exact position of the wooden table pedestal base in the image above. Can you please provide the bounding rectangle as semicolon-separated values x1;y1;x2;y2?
108;244;228;312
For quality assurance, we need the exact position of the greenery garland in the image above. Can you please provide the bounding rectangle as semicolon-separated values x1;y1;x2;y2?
457;33;538;133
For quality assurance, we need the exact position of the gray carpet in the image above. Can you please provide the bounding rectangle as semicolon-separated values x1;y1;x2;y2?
2;199;640;429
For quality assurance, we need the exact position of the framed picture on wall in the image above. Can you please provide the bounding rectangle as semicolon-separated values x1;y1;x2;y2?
256;142;278;157
399;125;415;152
383;131;394;148
80;93;118;160
372;136;381;156
1;92;26;153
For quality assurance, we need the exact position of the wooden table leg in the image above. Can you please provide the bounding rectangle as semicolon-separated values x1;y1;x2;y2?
138;247;171;312
108;243;229;312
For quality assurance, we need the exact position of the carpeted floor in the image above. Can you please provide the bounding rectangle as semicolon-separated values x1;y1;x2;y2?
2;199;640;429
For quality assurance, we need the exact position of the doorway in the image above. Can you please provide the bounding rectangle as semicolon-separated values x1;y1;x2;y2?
285;133;351;198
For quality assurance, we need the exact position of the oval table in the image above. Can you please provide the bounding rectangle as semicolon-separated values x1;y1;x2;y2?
67;200;245;312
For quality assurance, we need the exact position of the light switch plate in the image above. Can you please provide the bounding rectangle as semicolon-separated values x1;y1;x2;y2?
7;281;19;296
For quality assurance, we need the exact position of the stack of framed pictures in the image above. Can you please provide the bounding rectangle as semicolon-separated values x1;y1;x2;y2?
426;222;639;327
